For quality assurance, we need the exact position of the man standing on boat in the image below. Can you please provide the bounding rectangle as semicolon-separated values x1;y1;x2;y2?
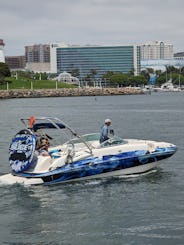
99;119;112;143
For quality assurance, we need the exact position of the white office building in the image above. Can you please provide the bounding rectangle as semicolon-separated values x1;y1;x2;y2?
140;41;173;60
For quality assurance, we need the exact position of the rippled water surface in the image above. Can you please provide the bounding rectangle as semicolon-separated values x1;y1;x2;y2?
0;92;183;244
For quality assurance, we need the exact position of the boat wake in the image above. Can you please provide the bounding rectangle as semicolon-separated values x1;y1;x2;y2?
116;169;158;179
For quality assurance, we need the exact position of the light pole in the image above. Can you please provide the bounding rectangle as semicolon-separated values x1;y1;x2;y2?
165;65;168;83
179;66;181;88
31;81;33;90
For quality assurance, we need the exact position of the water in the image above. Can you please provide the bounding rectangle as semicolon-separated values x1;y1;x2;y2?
0;92;183;244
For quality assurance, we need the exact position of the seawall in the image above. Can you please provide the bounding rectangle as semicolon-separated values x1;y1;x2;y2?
0;87;143;99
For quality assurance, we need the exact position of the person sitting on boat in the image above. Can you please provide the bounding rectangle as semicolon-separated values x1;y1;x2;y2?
99;118;112;143
37;138;50;157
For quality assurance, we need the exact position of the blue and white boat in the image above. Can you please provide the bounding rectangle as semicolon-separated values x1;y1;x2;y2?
0;117;177;185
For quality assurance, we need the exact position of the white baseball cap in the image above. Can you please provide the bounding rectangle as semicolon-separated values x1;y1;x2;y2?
105;118;111;123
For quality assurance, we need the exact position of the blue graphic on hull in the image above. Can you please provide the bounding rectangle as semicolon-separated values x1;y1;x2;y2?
9;130;36;173
13;147;176;184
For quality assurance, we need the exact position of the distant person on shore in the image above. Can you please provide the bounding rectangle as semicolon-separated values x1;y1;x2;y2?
99;119;113;143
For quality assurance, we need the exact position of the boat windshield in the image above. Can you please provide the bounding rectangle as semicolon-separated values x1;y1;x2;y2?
65;133;100;150
67;133;100;144
66;133;127;149
100;136;127;147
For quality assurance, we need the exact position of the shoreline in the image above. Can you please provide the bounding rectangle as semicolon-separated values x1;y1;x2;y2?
0;87;144;99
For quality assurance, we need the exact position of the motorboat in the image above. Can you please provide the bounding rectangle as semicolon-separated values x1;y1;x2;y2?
0;117;177;186
154;80;182;92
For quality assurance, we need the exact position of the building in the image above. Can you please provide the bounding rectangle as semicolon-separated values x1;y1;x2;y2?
5;56;26;70
53;71;79;84
140;41;173;60
25;44;50;63
50;43;141;78
174;52;184;61
141;51;184;71
0;39;5;63
141;59;174;71
25;44;50;72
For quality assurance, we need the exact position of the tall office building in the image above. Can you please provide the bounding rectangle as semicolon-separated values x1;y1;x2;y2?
0;39;5;63
140;41;173;60
25;44;50;72
50;44;141;78
25;44;50;63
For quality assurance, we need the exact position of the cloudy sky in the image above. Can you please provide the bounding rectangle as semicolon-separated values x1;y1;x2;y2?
0;0;184;56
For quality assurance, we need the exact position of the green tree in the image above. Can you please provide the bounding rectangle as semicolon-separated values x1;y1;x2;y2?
0;62;11;85
102;71;114;80
85;74;92;82
141;69;150;82
166;66;179;74
156;73;167;86
71;68;80;78
110;74;129;86
128;75;147;86
90;69;97;80
180;66;184;75
0;62;11;77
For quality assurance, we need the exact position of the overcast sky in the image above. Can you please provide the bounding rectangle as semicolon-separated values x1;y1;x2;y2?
1;0;184;56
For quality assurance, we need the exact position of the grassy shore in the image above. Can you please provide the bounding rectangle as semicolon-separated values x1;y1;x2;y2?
1;77;76;90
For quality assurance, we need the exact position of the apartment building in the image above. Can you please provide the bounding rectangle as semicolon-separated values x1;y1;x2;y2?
140;41;173;60
25;44;50;72
5;56;26;70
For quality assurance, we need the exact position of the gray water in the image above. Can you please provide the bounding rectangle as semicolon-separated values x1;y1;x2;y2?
0;92;183;245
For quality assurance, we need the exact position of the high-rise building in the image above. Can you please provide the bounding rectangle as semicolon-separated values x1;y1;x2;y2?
50;44;141;78
140;41;173;60
25;44;50;72
5;56;26;70
174;52;184;61
25;44;50;63
0;39;5;63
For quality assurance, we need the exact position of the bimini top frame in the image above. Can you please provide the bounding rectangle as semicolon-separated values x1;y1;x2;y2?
20;117;93;153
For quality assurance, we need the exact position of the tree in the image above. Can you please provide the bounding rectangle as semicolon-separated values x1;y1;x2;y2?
102;71;114;80
141;69;150;82
71;68;80;78
90;69;97;80
166;66;178;74
128;75;147;87
12;70;33;80
180;66;184;75
0;62;11;85
110;74;129;86
156;73;167;86
85;74;92;82
0;62;11;77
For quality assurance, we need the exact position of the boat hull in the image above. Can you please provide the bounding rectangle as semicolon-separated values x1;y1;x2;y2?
0;149;175;186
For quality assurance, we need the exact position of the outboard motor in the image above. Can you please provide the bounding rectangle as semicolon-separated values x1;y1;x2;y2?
9;129;36;173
